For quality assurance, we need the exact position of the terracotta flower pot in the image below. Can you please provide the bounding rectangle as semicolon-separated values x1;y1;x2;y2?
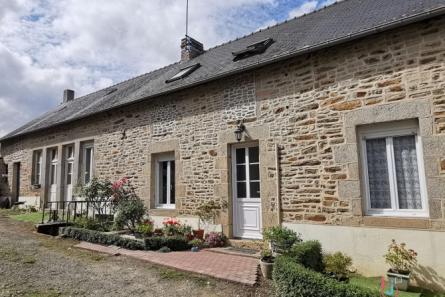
193;229;204;240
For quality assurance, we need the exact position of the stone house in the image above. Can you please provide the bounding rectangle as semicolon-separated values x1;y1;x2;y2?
1;0;444;288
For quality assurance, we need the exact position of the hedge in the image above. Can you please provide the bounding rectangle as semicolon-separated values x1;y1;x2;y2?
144;236;190;251
60;227;190;251
60;227;145;250
288;240;324;272
273;256;380;297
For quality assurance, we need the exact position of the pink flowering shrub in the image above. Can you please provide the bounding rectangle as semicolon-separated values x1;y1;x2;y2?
204;232;227;248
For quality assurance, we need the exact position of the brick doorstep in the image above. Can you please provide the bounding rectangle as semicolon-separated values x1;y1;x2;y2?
75;242;259;286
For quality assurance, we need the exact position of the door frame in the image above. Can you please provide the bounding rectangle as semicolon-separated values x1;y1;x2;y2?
231;142;262;239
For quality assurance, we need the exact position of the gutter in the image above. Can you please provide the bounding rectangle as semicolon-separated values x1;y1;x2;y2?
1;6;445;142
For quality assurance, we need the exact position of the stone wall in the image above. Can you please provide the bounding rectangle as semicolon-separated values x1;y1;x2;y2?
1;16;444;231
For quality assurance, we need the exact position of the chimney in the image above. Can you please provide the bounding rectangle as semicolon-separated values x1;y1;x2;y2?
63;89;75;103
181;35;204;62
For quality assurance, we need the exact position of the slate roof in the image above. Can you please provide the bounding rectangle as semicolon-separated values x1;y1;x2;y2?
2;0;445;141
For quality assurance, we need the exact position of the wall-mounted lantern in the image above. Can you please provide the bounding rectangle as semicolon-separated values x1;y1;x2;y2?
234;120;245;142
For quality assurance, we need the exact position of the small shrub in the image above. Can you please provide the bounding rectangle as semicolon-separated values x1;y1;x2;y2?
260;248;274;263
204;232;227;248
189;238;204;248
273;256;379;297
144;236;190;251
288;240;324;272
384;239;417;274
114;198;146;231
72;216;111;232
324;252;353;281
60;227;144;250
135;219;154;236
263;226;302;253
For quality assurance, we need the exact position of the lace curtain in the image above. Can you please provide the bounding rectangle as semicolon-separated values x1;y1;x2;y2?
366;138;391;209
393;135;422;209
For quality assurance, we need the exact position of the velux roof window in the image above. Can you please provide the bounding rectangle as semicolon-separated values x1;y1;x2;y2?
232;38;274;61
166;63;200;83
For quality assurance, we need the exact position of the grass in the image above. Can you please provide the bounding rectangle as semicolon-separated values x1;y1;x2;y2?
9;211;43;224
350;275;445;297
158;267;213;288
0;246;37;264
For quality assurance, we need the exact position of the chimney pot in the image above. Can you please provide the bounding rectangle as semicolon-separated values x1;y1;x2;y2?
63;89;75;103
181;35;204;62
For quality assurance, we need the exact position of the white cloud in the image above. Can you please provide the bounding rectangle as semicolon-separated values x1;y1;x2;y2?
0;0;276;137
288;1;318;18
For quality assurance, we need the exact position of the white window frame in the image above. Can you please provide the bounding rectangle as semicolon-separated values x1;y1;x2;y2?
65;145;74;186
49;148;58;186
82;143;94;184
32;150;42;185
231;142;261;201
155;153;175;209
359;121;429;218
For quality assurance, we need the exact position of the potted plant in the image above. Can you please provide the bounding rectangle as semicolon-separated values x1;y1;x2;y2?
259;246;275;279
384;239;418;291
194;200;227;240
134;219;154;238
189;238;204;252
263;226;302;255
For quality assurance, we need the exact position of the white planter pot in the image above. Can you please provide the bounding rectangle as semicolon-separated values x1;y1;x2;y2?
387;271;411;291
260;260;274;279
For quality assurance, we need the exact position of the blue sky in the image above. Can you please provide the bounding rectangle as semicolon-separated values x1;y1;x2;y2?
0;0;337;136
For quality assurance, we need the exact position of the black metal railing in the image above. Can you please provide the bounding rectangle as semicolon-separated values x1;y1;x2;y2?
41;200;115;224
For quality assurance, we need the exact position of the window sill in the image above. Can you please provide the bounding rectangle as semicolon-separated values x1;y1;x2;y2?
363;216;430;229
149;208;178;217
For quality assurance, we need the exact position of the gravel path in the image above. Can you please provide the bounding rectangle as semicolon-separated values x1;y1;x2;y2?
0;213;272;297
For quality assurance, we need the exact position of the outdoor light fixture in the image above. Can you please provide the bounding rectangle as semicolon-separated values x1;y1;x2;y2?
234;120;245;142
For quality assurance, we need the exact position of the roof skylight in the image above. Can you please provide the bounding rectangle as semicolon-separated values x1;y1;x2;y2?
166;63;201;83
232;38;274;61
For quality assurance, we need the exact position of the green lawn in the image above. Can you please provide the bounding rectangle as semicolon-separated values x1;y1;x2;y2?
351;275;445;297
9;212;43;224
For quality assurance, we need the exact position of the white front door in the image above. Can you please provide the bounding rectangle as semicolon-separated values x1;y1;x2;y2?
232;144;262;239
49;149;58;202
65;146;74;202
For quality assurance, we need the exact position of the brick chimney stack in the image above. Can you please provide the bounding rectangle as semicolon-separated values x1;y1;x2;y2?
181;35;204;62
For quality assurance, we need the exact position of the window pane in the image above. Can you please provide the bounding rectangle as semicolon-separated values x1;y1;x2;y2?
249;146;259;163
67;163;73;185
250;164;260;181
51;165;57;185
160;161;168;204
366;138;391;209
236;164;246;181
393;135;422;209
85;148;92;183
236;148;245;164
250;182;260;198
170;161;175;204
237;182;246;198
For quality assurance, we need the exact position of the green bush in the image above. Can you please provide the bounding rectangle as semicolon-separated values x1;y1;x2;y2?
273;256;379;297
60;227;144;250
288;240;324;272
263;226;302;253
324;252;353;280
144;236;190;251
113;199;146;231
72;216;112;232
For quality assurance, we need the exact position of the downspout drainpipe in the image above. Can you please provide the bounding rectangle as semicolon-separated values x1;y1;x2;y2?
275;144;282;226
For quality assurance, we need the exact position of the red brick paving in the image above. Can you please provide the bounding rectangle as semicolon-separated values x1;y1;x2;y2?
75;242;259;286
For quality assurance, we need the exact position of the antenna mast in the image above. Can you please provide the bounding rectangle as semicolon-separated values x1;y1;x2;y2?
186;0;189;36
